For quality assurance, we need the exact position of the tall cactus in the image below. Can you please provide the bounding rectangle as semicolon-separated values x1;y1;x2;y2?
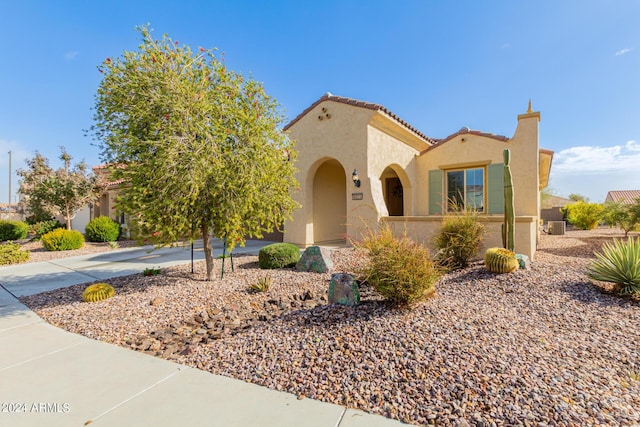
503;149;515;252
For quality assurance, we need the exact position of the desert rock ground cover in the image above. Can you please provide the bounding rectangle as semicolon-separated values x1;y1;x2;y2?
17;228;640;426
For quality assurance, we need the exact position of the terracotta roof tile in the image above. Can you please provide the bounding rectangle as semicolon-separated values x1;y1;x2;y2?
283;93;437;145
419;127;510;155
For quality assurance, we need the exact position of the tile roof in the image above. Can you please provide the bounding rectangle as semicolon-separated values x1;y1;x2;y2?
419;127;510;155
283;93;437;145
605;190;640;204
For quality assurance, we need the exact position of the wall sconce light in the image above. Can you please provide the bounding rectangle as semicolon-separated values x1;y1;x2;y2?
352;169;361;188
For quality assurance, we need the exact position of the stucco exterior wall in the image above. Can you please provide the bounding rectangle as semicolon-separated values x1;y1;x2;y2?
416;113;540;218
385;215;537;259
284;100;375;246
312;159;347;242
367;122;421;217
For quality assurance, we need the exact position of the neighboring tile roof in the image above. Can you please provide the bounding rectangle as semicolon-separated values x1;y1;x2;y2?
103;179;126;189
92;164;126;189
283;93;437;145
605;190;640;204
419;127;510;155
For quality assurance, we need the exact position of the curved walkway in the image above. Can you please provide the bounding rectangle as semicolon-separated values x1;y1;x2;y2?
0;240;408;427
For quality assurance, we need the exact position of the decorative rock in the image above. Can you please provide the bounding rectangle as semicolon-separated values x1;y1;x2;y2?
328;273;360;306
296;246;334;273
516;254;530;270
149;297;165;306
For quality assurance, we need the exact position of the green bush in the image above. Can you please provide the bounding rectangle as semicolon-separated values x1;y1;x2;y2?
0;220;29;241
434;209;485;269
587;237;640;297
29;220;64;239
258;243;300;269
85;216;121;242
564;201;604;230
25;212;55;225
358;224;441;306
602;199;640;237
41;229;85;251
0;242;30;265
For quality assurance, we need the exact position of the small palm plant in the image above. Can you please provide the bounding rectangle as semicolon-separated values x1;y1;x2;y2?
587;237;640;297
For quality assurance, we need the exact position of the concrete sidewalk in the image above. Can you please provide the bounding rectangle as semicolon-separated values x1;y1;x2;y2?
0;241;409;427
1;238;269;297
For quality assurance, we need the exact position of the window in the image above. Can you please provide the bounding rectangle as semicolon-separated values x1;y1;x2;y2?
446;168;484;212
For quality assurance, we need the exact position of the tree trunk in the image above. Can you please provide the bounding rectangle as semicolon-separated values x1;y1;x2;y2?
201;222;214;281
66;208;72;230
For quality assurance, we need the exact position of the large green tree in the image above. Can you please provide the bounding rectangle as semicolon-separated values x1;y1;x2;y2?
18;148;100;229
91;26;298;280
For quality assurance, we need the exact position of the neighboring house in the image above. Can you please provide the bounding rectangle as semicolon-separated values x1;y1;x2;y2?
540;195;572;224
91;164;129;236
604;190;640;204
283;93;553;259
0;203;23;222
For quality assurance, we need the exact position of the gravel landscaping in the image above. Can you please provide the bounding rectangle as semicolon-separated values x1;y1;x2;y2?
14;239;141;264
18;228;640;426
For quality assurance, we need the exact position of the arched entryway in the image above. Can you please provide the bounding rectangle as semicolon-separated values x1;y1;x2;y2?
312;159;347;243
381;166;404;216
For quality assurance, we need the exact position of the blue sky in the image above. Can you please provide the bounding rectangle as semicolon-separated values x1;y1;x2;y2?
1;0;639;203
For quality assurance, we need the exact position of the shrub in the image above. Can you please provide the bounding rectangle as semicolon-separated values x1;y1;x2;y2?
85;216;121;242
258;243;300;269
587;237;640;297
0;242;30;265
358;224;441;306
563;201;604;230
434;209;485;269
249;275;271;293
41;229;85;251
29;220;64;239
142;267;161;276
0;220;29;241
602;199;640;237
82;283;115;302
25;212;55;225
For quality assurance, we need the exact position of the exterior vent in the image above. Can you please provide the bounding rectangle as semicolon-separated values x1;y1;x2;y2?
548;221;566;235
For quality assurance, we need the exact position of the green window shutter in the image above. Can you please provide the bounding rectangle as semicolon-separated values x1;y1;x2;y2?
428;169;443;215
487;163;504;214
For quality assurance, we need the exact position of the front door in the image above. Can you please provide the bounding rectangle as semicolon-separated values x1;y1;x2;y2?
385;177;404;216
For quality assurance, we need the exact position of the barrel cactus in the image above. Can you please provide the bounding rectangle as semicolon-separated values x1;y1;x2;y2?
82;283;115;302
485;247;519;274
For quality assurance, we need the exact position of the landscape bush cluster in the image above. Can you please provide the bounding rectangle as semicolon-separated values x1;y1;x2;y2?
41;229;85;251
563;202;604;230
0;242;30;265
357;224;442;306
29;220;64;239
258;243;300;269
85;216;121;242
433;209;485;269
0;220;29;241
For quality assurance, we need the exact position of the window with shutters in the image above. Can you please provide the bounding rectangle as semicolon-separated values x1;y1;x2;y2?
429;164;503;215
445;168;484;212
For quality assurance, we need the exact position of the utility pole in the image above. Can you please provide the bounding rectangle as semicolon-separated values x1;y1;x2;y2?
8;150;11;205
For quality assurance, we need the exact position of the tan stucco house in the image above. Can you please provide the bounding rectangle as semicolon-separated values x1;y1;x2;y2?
283;93;553;259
